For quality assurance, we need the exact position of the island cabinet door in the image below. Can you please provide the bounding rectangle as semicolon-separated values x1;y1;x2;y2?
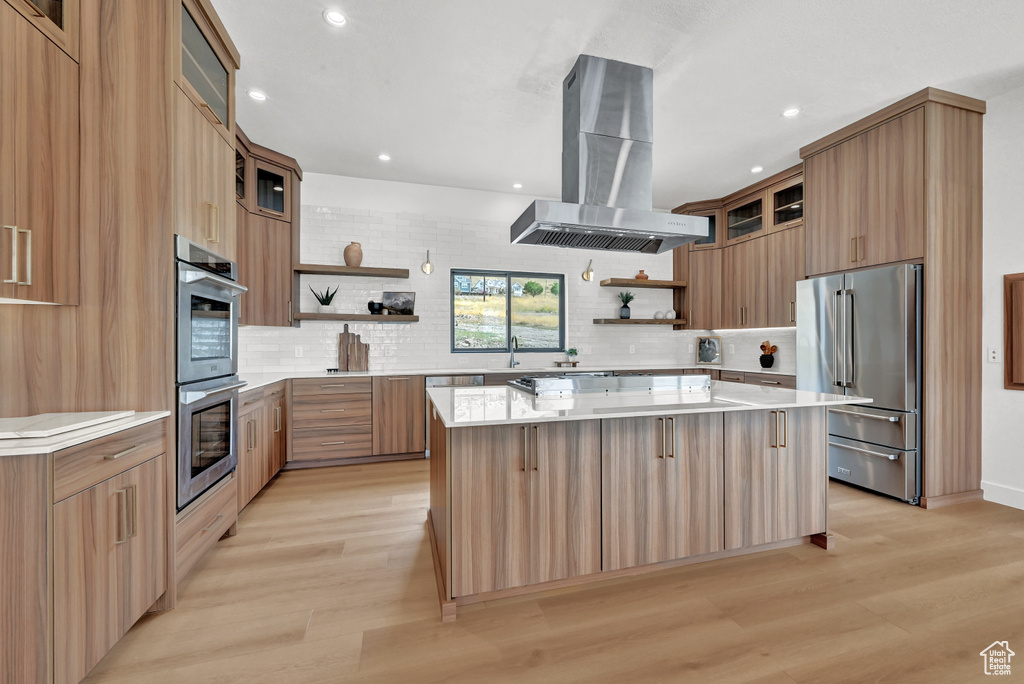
776;407;827;539
724;410;779;550
601;416;676;571
667;413;725;557
449;425;530;596
529;421;601;585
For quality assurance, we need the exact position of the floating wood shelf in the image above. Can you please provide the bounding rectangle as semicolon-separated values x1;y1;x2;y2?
293;313;419;323
593;318;687;325
599;278;687;290
295;264;410;278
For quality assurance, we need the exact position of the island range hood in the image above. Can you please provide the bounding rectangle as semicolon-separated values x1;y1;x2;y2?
511;55;708;254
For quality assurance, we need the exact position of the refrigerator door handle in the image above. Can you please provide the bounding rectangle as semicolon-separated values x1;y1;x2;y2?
844;289;855;388
833;290;842;387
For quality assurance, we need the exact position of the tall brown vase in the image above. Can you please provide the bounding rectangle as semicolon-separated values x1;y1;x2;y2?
344;242;363;267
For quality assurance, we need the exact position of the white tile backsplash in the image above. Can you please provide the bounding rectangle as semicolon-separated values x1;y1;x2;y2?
238;182;795;375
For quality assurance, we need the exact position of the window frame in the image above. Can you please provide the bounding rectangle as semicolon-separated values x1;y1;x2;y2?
450;268;566;354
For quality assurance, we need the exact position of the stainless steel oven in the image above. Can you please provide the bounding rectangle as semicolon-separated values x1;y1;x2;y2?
177;375;246;510
175;236;246;385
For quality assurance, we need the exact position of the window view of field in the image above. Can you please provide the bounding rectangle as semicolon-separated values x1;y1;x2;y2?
452;272;562;350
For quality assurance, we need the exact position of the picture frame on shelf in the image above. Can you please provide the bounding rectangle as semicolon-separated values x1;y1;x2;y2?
383;291;416;315
696;336;722;365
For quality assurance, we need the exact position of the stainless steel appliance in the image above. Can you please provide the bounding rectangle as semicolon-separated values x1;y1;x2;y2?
510;55;708;253
508;372;711;396
176;375;245;510
796;263;922;504
175;236;246;385
175;236;247;510
424;374;484;457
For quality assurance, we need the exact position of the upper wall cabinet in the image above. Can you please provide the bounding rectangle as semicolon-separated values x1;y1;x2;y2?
768;174;803;234
724;191;765;245
5;0;80;60
174;0;239;143
0;1;80;304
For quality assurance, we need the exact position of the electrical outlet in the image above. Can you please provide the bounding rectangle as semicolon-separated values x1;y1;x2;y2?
729;344;735;354
688;344;694;353
988;347;1002;363
629;345;635;355
295;346;303;358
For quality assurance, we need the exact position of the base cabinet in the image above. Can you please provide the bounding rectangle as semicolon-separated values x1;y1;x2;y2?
372;375;426;455
602;413;724;571
290;377;373;462
449;421;601;596
237;382;286;510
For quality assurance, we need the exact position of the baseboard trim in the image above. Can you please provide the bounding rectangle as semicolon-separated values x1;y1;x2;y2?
920;489;984;509
980;480;1024;511
282;452;425;470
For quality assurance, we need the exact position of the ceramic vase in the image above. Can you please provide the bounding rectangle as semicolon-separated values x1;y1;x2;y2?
318;304;335;314
619;305;631;319
759;354;775;368
344;242;363;267
635;270;649;280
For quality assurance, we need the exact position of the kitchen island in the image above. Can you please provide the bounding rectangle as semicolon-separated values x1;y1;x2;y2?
426;378;868;620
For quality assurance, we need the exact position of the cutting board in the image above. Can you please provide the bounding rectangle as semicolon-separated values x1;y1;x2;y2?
338;325;369;371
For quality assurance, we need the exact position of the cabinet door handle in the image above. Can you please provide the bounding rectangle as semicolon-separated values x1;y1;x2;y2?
790;301;795;323
274;406;281;433
127;484;138;538
779;410;788;448
666;417;675;458
532;425;539;471
3;225;17;284
858;236;865;262
205;202;220;243
17;228;30;285
785;219;802;227
248;419;256;450
115;488;129;544
521;426;528;471
200;102;223;126
769;411;778;448
850;237;857;263
104;443;148;460
202;513;225;532
320;440;346;446
657;417;664;458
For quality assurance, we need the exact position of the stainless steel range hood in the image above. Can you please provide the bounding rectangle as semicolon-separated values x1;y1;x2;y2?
511;55;707;254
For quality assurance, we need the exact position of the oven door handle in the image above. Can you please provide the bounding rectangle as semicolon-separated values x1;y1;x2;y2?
180;381;248;405
183;269;248;295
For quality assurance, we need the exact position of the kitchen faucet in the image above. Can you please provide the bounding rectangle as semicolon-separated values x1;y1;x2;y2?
509;336;520;368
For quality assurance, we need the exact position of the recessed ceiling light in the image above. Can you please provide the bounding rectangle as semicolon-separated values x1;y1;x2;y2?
782;107;801;118
323;9;347;26
751;166;764;174
377;153;391;162
247;89;267;101
513;183;522;189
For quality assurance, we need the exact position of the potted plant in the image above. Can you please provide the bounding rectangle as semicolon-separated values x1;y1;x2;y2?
310;285;339;314
618;291;635;319
759;340;778;368
566;347;578;364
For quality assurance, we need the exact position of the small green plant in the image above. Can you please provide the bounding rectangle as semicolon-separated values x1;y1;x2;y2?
618;291;635;305
566;347;578;357
309;285;339;305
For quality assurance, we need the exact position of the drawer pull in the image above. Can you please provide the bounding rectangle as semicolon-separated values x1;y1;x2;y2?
320;441;346;446
320;409;346;413
830;408;901;423
202;513;225;532
243;397;261;406
387;377;412;381
105;443;148;461
760;380;781;385
829;441;899;461
320;384;347;388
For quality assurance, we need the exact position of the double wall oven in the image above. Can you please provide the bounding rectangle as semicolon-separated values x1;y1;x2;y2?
175;236;247;510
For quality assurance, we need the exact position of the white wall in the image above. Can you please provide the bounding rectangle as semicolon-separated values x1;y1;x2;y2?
981;84;1024;510
238;173;795;374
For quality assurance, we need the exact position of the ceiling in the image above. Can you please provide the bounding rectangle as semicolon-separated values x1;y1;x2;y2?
214;0;1024;210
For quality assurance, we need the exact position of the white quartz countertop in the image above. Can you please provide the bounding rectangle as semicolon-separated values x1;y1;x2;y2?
239;363;795;392
0;411;171;457
427;382;869;428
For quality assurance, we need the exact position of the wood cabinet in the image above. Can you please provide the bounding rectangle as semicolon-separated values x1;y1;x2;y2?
373;375;426;456
174;472;236;583
724;408;825;550
449;420;601;596
602;413;724;571
768;174;804;234
237;382;286;510
0;1;80;304
766;226;805;326
290;377;373;462
174;0;239;143
722;236;767;328
725;191;767;245
239;211;292;326
173;86;235;259
685;247;722;330
805;108;925;276
5;0;80;60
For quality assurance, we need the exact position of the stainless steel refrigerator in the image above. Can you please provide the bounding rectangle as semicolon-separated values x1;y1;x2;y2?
796;263;922;504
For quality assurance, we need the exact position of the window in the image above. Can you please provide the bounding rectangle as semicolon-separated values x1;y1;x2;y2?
451;269;564;352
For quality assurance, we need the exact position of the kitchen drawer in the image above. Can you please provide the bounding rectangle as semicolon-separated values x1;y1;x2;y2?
239;381;286;409
292;426;373;461
291;393;372;428
175;474;237;583
53;419;168;503
719;371;745;383
743;372;796;389
292;377;372;396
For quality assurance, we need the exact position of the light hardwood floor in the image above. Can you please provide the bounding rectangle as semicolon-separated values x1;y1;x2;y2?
84;460;1024;683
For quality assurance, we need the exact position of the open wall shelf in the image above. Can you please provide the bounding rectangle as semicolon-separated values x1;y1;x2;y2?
293;313;418;323
295;264;410;278
599;278;686;290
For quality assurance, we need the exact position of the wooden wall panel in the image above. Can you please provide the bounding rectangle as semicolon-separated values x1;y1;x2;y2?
0;0;173;417
921;103;983;498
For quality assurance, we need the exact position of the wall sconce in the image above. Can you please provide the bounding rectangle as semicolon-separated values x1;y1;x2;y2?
421;250;433;275
582;259;594;281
